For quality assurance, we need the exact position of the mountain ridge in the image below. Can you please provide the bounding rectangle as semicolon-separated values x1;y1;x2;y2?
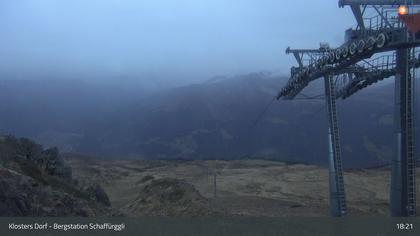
0;73;398;168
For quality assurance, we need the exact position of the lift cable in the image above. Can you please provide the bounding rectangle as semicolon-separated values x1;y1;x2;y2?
250;96;276;129
295;93;325;100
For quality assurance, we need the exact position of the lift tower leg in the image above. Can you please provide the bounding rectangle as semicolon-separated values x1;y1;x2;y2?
391;48;416;217
324;75;347;217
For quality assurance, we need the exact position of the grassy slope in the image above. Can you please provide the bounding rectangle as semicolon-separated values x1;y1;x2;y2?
68;158;420;216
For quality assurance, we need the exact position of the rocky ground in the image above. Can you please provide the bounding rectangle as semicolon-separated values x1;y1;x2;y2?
2;135;419;217
0;135;119;216
68;157;420;217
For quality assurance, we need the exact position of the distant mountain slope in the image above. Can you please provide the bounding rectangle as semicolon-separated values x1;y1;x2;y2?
74;72;396;168
0;73;400;168
0;79;149;151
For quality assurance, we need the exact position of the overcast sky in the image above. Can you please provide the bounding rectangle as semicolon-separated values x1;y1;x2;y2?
0;0;355;85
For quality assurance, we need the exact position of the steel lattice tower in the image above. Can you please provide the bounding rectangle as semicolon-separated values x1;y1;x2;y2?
277;0;420;217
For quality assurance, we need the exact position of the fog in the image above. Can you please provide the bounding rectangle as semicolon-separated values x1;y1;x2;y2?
0;1;401;167
0;0;354;87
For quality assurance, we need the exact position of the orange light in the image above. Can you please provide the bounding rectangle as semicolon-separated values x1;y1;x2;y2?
399;5;408;15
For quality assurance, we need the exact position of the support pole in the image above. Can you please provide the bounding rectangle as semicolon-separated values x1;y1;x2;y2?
391;48;416;217
324;75;347;217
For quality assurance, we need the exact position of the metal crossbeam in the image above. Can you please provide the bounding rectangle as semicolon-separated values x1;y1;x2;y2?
278;3;420;101
336;52;420;98
276;0;420;217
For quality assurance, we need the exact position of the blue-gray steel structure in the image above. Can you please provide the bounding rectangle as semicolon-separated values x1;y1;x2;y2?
325;75;347;216
392;47;416;216
277;1;420;217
